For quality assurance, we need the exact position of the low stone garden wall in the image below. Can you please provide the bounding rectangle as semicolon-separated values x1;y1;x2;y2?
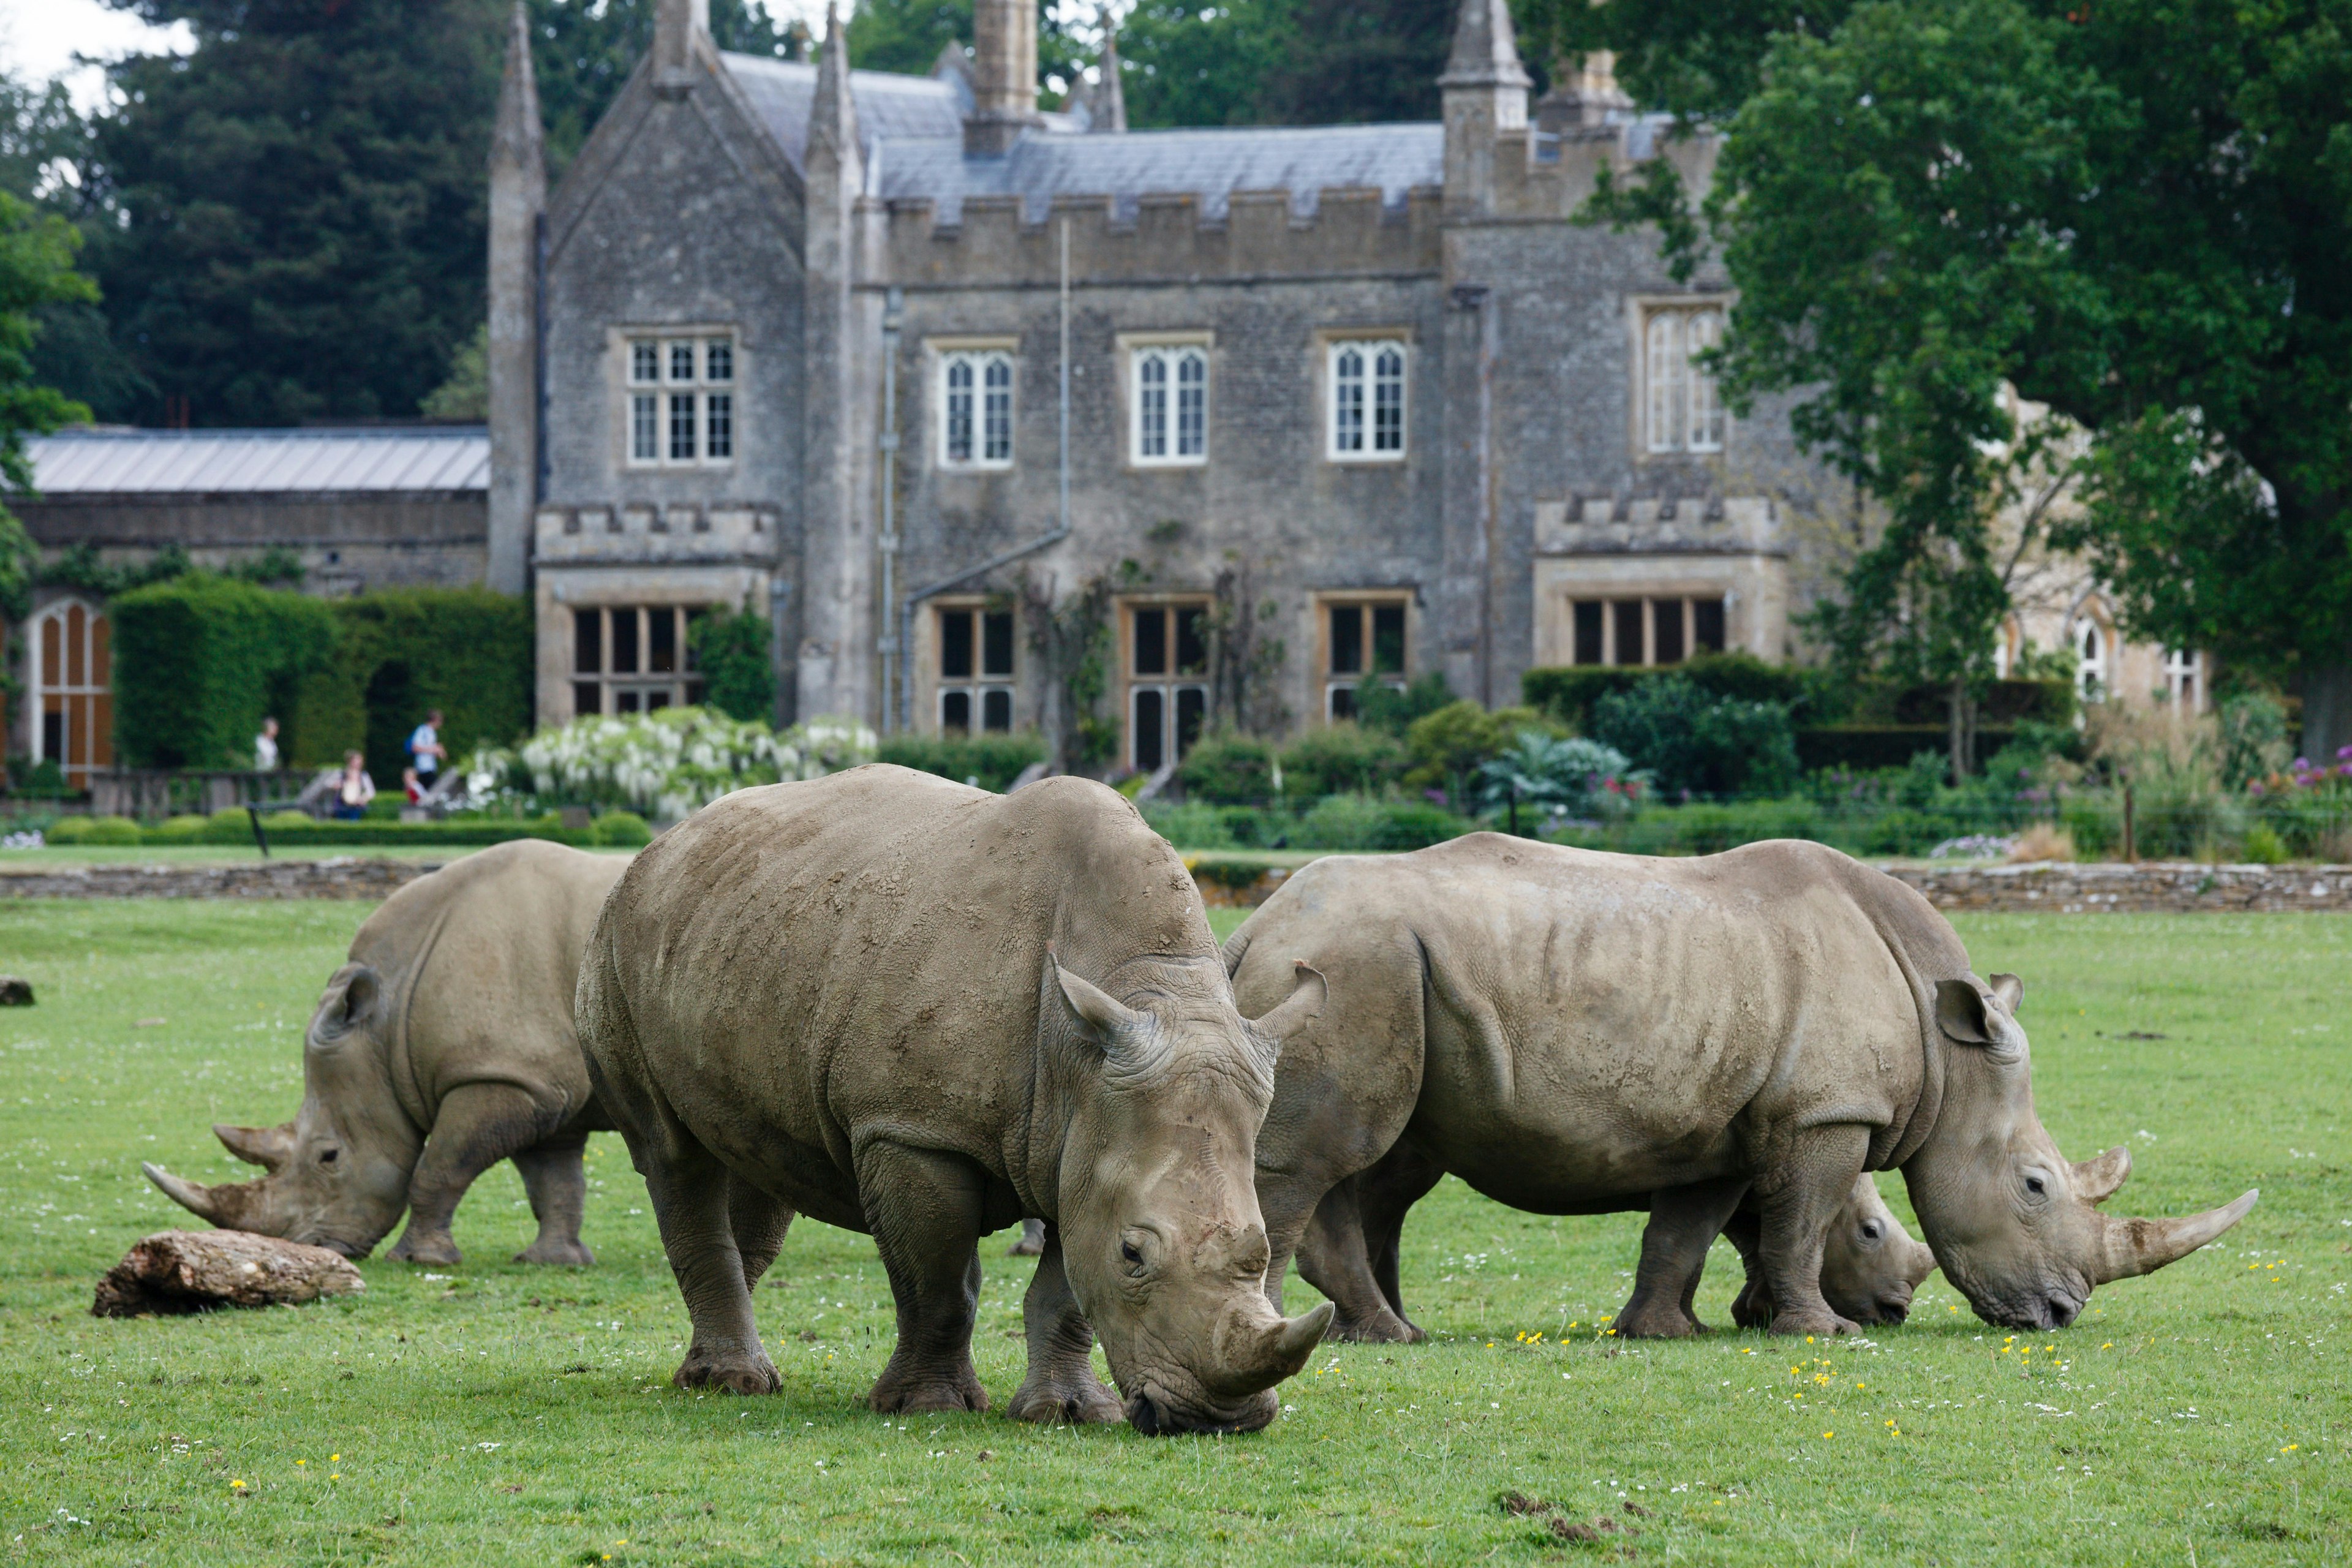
4;853;2348;913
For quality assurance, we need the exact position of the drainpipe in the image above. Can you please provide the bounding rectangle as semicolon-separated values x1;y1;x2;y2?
876;287;903;732
896;218;1074;734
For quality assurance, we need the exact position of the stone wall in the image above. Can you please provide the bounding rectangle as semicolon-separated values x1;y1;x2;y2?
0;858;437;900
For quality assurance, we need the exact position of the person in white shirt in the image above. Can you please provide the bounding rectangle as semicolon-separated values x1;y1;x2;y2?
408;710;447;788
255;716;281;772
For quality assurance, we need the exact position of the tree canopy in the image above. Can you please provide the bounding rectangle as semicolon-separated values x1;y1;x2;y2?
1551;0;2352;755
0;191;97;616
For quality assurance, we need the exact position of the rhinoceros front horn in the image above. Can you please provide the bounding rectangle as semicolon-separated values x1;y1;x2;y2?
214;1121;296;1172
1239;1302;1334;1389
143;1161;225;1223
2092;1189;2258;1284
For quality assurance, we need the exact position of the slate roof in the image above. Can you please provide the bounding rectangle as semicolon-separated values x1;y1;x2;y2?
718;51;1441;226
26;427;491;496
873;122;1445;225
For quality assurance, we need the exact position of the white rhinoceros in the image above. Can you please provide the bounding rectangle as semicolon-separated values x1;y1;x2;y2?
1229;834;2251;1336
145;840;628;1266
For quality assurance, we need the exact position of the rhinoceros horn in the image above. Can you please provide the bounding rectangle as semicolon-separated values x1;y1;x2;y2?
214;1121;296;1172
2071;1145;2131;1205
2090;1189;2258;1283
141;1161;272;1232
1216;1301;1335;1393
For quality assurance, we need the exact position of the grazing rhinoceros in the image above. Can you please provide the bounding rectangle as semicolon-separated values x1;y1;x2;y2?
575;766;1332;1434
143;840;628;1266
1229;835;2252;1337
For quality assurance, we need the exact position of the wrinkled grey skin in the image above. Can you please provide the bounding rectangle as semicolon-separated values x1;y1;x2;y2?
1231;835;2255;1337
575;767;1332;1434
144;841;627;1265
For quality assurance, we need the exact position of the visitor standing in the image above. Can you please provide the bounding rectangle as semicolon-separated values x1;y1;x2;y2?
254;717;280;772
408;709;447;790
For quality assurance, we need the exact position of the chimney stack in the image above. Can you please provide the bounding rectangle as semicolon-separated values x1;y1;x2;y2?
965;0;1041;156
655;0;709;81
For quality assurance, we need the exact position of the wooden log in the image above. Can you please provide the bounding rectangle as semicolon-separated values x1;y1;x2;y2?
0;975;31;1006
92;1229;365;1317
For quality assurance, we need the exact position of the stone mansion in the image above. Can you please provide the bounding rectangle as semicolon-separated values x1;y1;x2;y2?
489;0;1817;769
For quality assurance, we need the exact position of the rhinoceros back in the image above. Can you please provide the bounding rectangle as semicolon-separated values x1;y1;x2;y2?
576;766;1216;1226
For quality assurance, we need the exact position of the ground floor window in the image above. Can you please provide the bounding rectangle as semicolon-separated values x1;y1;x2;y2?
1567;595;1726;666
2165;647;2203;712
572;604;706;716
938;603;1016;733
1323;598;1408;720
1127;601;1209;773
29;599;112;788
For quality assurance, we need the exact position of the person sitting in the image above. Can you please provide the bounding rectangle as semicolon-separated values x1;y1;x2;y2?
333;752;376;821
402;766;424;805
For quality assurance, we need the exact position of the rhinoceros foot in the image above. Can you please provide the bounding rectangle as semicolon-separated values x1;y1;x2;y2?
869;1357;989;1415
514;1238;596;1267
672;1341;780;1395
1768;1305;1860;1338
1007;1368;1123;1425
387;1230;462;1267
1730;1281;1773;1330
1327;1306;1425;1344
1613;1296;1706;1340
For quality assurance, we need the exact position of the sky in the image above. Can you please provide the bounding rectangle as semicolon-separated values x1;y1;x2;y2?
0;0;195;113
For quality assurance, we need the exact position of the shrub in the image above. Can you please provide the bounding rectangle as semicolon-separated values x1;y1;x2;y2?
49;815;142;845
2009;823;2075;862
1291;793;1392;850
1279;722;1408;798
145;814;213;842
1140;801;1236;848
688;601;775;723
1524;653;1804;727
1606;798;1822;856
2240;823;2288;864
1477;733;1640;818
1590;677;1800;799
1351;671;1455;735
466;708;876;820
2218;689;2293;789
878;731;1047;793
1366;801;1473;850
1403;702;1559;801
1178;729;1278;804
590;811;653;848
110;573;338;769
303;587;535;780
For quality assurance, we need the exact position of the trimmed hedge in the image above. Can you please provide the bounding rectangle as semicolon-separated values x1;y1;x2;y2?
1523;653;1803;727
1796;726;2020;773
292;587;534;780
876;731;1049;793
110;575;337;769
45;809;612;849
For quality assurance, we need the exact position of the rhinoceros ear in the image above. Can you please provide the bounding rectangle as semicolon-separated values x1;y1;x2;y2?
314;963;383;1042
1934;979;1997;1046
1989;973;2024;1014
1248;960;1327;1055
1049;954;1144;1047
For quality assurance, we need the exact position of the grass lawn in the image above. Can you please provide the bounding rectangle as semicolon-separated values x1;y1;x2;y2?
1;899;2343;1565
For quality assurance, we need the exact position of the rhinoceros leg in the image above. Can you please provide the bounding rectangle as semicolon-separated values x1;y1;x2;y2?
1006;1224;1123;1424
1354;1145;1442;1333
1719;1210;1774;1329
1616;1178;1749;1338
388;1082;559;1267
726;1173;795;1292
511;1133;595;1266
1294;1178;1403;1342
1754;1126;1870;1338
858;1140;990;1415
632;1127;780;1395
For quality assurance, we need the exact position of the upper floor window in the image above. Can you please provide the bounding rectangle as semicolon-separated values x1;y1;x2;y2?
1131;344;1208;466
1324;598;1408;720
940;349;1014;470
1328;339;1406;461
627;334;735;467
1643;306;1725;454
2074;616;2109;703
938;605;1016;733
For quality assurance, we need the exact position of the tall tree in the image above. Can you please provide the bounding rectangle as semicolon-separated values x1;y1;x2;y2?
0;192;99;617
1117;0;1454;127
1550;0;2352;758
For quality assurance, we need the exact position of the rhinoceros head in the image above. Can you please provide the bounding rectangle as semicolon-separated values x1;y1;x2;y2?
1047;954;1333;1436
1818;1174;1938;1325
1904;973;2255;1331
143;962;420;1257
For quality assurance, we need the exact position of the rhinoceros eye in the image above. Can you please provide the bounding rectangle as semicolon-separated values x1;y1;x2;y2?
319;1148;340;1166
1860;1222;1881;1242
2024;1175;2046;1195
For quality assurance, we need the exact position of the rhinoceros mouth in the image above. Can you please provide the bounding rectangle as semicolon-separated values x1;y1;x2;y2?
1126;1384;1277;1438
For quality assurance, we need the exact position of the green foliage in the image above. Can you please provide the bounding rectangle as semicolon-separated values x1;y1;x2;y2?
1117;0;1453;129
876;730;1049;793
108;574;338;769
36;541;192;598
300;587;534;779
589;810;652;848
1138;800;1236;849
1276;722;1406;799
688;601;775;723
1349;669;1454;736
418;322;487;420
45;813;141;845
1523;653;1804;728
1589;677;1800;800
0;187;98;619
1177;728;1279;804
1477;734;1640;817
531;0;805;173
1403;701;1561;803
1291;792;1465;851
2218;689;2293;791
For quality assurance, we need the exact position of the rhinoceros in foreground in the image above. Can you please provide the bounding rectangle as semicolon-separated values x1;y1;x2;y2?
576;767;1332;1434
145;840;627;1265
1230;835;2253;1336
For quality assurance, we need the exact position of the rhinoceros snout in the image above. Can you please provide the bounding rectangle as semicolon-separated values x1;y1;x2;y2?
1872;1295;1912;1326
1125;1385;1278;1437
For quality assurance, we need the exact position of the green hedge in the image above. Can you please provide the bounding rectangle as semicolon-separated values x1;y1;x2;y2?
1796;727;2020;773
1523;653;1803;727
45;809;622;849
292;587;534;780
876;731;1049;793
110;575;338;768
